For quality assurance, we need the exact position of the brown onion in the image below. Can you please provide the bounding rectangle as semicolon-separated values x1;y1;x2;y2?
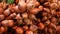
16;27;23;34
26;30;33;34
3;9;10;16
38;23;45;30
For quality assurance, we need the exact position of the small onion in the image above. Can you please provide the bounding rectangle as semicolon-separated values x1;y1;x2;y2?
38;23;45;30
26;30;33;34
3;9;10;16
1;20;14;27
16;27;23;34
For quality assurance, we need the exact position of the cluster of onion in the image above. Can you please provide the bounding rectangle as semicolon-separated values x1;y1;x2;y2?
0;0;60;34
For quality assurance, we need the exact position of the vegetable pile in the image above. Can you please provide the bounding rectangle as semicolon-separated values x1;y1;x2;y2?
0;0;60;34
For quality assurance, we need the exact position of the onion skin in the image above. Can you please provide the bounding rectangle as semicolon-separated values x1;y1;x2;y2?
0;27;7;34
1;20;14;27
0;15;5;21
15;27;23;34
3;9;10;16
0;8;3;14
38;23;45;30
26;30;33;34
0;0;59;34
18;0;27;12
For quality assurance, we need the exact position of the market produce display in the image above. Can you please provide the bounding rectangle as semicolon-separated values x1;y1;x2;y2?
0;0;59;34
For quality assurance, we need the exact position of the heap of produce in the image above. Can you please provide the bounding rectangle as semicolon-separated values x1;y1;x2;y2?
0;0;60;34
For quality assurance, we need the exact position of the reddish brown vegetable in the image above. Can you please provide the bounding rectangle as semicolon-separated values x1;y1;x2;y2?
0;0;59;34
15;27;23;34
0;8;3;14
0;15;5;21
22;12;28;18
38;23;45;30
18;0;27;12
26;30;33;34
23;25;28;31
3;9;10;16
1;20;14;27
0;27;7;34
15;14;22;20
